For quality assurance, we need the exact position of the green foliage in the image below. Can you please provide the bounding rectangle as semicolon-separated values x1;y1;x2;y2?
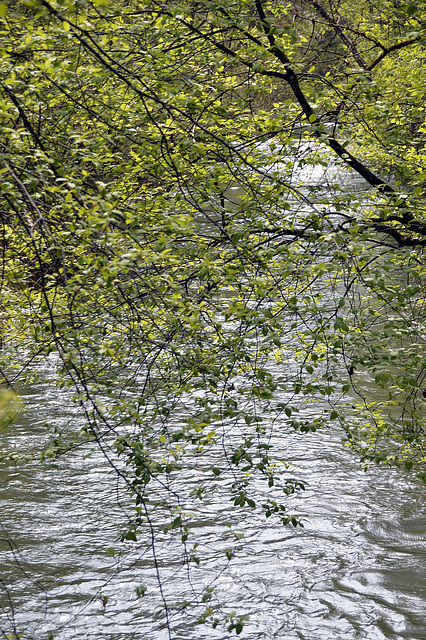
1;0;426;635
0;389;22;431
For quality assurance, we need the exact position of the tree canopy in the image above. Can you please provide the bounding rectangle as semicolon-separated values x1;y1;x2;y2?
1;0;426;635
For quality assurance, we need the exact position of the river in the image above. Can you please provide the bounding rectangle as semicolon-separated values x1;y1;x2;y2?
1;368;425;639
0;152;425;640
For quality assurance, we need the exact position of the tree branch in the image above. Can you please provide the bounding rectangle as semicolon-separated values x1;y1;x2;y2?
303;0;368;70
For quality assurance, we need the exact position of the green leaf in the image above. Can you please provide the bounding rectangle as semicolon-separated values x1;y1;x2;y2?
135;585;147;597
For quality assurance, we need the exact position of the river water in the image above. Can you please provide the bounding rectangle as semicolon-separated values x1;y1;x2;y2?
1;371;425;640
0;154;425;640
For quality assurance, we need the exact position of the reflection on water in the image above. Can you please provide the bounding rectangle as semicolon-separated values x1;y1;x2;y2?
0;371;425;640
1;155;425;639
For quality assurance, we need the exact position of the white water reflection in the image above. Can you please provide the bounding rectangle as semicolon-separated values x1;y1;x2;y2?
0;370;425;640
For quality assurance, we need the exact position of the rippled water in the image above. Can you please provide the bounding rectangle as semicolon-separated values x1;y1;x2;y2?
1;158;425;639
1;370;425;640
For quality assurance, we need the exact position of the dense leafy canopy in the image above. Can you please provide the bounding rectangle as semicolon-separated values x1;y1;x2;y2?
1;0;426;635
